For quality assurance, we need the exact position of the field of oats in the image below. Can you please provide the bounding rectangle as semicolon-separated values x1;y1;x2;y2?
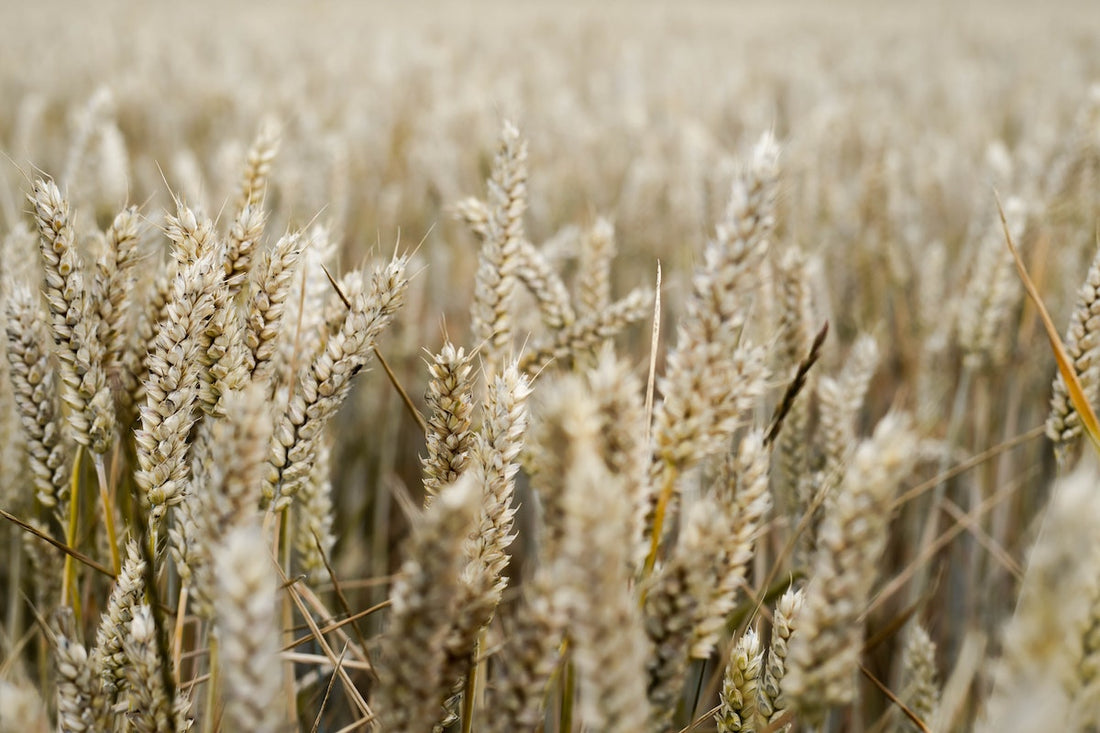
3;1;1100;731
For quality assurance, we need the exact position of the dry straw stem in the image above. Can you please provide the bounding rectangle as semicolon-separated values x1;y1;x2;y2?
377;474;481;733
267;254;409;509
784;413;917;724
766;320;828;448
717;628;763;733
31;178;115;454
470;120;527;376
213;522;283;732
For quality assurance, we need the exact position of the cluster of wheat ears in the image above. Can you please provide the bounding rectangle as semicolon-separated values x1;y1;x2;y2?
6;2;1100;732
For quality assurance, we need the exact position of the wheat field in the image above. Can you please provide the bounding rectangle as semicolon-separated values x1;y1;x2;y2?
2;1;1100;731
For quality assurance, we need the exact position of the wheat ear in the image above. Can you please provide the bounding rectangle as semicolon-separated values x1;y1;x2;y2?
376;474;481;733
717;629;763;733
31;178;115;454
785;414;917;724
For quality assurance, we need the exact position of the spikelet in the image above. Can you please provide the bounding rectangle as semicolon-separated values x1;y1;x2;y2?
246;229;304;385
817;333;880;482
61;87;113;197
485;572;565;732
94;205;145;417
224;202;267;298
0;678;48;730
461;363;531;592
644;496;728;732
514;237;575;330
587;347;650;558
293;434;335;581
774;247;816;514
174;384;272;617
